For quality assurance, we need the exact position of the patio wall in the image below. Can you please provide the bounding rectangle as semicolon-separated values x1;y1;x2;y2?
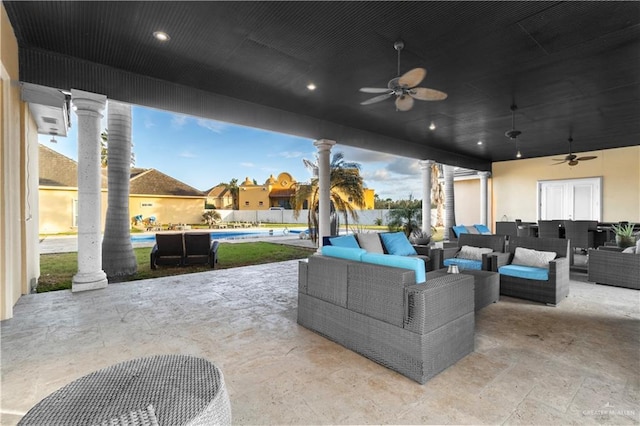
492;145;640;226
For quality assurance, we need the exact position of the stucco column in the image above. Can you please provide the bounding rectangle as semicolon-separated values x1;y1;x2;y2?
443;164;455;241
419;160;435;236
314;139;336;252
71;89;108;292
479;171;491;227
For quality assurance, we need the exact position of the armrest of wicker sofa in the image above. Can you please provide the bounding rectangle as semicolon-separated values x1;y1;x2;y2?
404;274;474;334
209;240;219;268
429;246;461;269
490;252;512;271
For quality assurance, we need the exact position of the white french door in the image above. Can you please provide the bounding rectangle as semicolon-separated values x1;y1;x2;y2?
538;177;601;221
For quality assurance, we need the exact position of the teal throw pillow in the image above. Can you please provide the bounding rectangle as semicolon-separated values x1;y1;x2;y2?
329;235;360;249
474;224;492;235
452;225;468;237
380;232;417;256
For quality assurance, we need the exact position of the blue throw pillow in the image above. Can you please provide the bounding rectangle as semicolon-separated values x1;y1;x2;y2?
329;235;360;249
452;225;469;237
361;253;425;284
474;224;492;235
380;232;417;256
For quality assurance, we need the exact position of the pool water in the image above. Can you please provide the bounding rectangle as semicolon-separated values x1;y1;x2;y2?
131;228;302;243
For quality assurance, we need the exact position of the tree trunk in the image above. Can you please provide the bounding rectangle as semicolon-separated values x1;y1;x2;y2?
102;101;137;279
443;164;456;241
432;163;445;227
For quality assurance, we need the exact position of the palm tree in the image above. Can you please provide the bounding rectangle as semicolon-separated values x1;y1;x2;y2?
292;152;365;243
101;102;137;279
386;194;422;236
219;178;240;210
431;163;445;226
100;129;135;168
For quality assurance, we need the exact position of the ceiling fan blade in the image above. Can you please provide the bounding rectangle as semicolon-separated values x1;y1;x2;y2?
395;95;414;111
552;158;568;162
360;87;392;93
398;68;426;87
568;160;579;166
576;156;597;161
409;87;448;101
360;93;393;105
551;162;566;165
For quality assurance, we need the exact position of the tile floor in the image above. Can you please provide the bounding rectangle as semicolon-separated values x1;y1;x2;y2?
2;260;639;425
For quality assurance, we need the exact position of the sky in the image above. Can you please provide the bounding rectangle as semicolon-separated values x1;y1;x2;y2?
39;104;426;201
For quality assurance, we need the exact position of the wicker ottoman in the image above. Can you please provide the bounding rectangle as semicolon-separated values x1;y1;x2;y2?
432;268;500;311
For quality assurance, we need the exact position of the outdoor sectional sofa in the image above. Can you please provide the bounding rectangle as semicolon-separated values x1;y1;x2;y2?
588;244;640;290
431;233;507;271
297;246;475;384
150;232;219;269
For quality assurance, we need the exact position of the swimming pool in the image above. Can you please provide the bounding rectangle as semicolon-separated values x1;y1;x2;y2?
131;228;303;243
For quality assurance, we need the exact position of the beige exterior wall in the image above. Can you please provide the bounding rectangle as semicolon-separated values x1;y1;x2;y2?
453;178;482;225
1;4;40;319
129;195;205;226
492;146;640;226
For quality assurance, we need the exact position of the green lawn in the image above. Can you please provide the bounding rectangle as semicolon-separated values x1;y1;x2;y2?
38;242;315;293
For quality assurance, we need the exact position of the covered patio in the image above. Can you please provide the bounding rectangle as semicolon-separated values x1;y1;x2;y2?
2;260;638;424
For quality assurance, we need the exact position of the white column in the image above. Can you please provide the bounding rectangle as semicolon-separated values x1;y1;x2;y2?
314;139;336;252
419;160;435;235
479;171;491;226
71;89;108;292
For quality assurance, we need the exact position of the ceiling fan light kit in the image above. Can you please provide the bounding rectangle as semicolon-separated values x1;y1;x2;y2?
505;104;522;140
359;40;447;111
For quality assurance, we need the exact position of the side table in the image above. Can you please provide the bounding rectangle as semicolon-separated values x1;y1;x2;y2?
431;268;499;311
18;354;231;426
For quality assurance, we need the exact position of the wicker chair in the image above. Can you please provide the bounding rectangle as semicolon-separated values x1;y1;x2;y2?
491;236;570;306
184;232;219;268
431;233;506;270
537;220;563;239
588;248;640;289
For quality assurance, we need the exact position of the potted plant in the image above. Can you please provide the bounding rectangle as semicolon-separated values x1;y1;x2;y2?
610;223;636;248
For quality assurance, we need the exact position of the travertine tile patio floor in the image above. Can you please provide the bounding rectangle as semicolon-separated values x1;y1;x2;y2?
2;260;638;425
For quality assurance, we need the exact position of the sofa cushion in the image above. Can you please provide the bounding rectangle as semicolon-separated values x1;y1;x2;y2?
474;224;492;235
380;232;417;256
321;246;366;261
458;245;493;261
499;264;549;281
443;258;482;271
512;247;556;269
452;225;468;238
465;225;480;234
361;253;426;284
356;233;385;254
329;235;360;249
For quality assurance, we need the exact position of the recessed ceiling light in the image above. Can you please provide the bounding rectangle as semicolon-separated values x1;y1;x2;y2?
429;122;436;131
307;83;316;91
477;140;483;145
153;31;170;42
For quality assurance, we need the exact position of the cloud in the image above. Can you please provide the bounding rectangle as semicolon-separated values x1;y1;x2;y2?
387;157;421;176
179;151;196;158
273;151;305;159
240;162;255;167
143;117;155;129
171;114;188;129
196;118;228;133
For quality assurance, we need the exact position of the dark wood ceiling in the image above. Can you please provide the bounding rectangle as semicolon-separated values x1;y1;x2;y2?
5;1;639;171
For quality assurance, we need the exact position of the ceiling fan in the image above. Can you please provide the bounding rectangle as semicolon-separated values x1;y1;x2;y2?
552;137;597;166
359;40;447;111
505;104;522;140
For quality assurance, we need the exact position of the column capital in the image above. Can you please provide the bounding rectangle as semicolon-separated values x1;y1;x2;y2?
71;89;106;115
313;139;336;151
419;159;436;169
478;171;491;178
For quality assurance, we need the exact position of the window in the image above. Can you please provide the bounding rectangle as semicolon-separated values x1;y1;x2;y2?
244;201;250;206
259;201;264;206
348;197;353;202
72;199;78;227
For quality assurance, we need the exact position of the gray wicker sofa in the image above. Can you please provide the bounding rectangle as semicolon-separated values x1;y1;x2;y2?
588;247;640;289
297;254;475;384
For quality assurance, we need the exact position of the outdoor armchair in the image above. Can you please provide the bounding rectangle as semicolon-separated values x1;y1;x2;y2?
432;233;506;271
184;232;219;268
588;247;640;289
150;233;185;269
491;236;570;306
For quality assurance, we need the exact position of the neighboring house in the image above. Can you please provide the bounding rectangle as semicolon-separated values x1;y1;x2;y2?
39;144;206;234
237;171;375;211
204;185;234;209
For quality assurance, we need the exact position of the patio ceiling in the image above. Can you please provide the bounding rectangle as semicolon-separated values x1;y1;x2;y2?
4;1;640;171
